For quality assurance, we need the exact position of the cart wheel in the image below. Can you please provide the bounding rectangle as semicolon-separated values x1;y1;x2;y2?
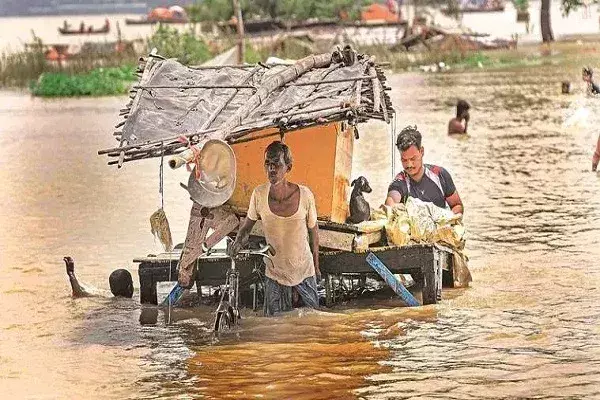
214;309;232;332
228;305;238;325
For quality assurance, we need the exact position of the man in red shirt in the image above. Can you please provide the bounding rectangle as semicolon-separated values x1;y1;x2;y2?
386;125;463;215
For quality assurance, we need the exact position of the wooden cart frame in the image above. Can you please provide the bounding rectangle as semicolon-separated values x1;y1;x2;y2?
136;222;457;306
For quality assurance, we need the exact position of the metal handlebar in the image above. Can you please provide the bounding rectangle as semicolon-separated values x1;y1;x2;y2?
237;243;276;258
200;241;276;259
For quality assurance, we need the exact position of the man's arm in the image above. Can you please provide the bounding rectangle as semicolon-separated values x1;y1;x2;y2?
308;225;320;280
439;167;463;215
228;217;257;256
593;135;600;171
64;257;90;298
385;190;403;206
446;191;464;215
305;189;320;280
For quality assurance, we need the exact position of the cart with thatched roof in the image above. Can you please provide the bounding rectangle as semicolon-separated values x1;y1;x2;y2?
98;46;458;308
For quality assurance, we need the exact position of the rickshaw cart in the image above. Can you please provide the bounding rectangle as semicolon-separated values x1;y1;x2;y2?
100;47;456;308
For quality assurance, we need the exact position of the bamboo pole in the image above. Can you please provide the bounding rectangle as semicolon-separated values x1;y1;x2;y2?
369;65;381;113
132;75;372;91
133;84;256;90
200;66;261;130
232;0;245;64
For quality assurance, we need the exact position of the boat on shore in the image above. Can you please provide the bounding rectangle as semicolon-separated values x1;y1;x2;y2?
125;5;189;25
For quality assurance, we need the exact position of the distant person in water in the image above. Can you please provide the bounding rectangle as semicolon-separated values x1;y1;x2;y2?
448;99;470;135
63;256;134;298
582;67;600;95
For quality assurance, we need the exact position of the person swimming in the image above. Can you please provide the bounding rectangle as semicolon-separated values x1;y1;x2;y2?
63;256;133;298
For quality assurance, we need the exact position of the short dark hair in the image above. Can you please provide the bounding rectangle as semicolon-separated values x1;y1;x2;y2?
456;99;470;117
265;141;293;166
396;125;422;151
109;269;133;298
583;66;593;76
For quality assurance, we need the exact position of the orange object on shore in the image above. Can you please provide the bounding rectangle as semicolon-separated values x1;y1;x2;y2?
229;122;354;223
45;46;69;61
148;7;172;20
361;3;400;23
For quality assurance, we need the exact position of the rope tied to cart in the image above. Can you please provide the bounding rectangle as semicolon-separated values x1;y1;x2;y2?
177;135;203;180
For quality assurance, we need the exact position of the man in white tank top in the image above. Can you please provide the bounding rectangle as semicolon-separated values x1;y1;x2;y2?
229;141;320;315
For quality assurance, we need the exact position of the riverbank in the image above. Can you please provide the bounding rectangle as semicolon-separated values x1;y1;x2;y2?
367;38;600;73
4;32;600;97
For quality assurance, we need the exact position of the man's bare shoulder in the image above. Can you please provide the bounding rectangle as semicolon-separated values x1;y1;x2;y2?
298;184;316;199
448;118;465;134
252;183;269;195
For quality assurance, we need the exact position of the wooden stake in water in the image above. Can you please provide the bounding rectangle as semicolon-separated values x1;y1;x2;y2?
365;252;420;307
162;283;185;307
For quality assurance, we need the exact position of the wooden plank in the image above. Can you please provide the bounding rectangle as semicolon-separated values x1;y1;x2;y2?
248;219;357;251
353;231;382;251
320;245;438;274
321;229;355;251
224;207;385;234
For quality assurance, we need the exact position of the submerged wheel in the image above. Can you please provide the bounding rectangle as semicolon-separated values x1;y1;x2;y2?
214;309;232;332
214;302;239;332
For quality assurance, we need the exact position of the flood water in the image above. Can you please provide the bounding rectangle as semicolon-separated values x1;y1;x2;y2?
2;59;600;399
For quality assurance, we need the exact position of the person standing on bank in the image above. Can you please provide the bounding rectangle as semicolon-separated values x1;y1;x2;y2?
386;125;464;215
228;141;321;316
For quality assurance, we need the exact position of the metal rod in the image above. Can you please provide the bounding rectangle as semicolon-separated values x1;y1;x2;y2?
133;84;256;90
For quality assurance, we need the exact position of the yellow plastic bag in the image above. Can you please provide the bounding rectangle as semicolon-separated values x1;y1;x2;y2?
385;214;411;246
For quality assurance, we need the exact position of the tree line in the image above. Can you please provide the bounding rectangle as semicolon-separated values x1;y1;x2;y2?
185;0;595;43
186;0;376;22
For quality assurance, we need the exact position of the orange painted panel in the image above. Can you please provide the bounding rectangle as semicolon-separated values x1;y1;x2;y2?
228;122;353;222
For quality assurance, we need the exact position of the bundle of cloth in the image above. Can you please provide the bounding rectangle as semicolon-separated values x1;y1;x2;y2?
358;197;471;287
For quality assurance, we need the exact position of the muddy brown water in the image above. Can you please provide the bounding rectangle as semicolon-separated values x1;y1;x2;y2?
1;64;600;399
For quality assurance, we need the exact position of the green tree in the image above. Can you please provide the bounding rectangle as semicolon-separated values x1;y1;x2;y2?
186;0;233;22
147;25;212;64
561;0;593;14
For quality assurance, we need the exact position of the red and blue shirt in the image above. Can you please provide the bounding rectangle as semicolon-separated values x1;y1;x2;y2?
387;164;456;209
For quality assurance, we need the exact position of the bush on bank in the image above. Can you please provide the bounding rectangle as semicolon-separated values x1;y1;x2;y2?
30;65;137;97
